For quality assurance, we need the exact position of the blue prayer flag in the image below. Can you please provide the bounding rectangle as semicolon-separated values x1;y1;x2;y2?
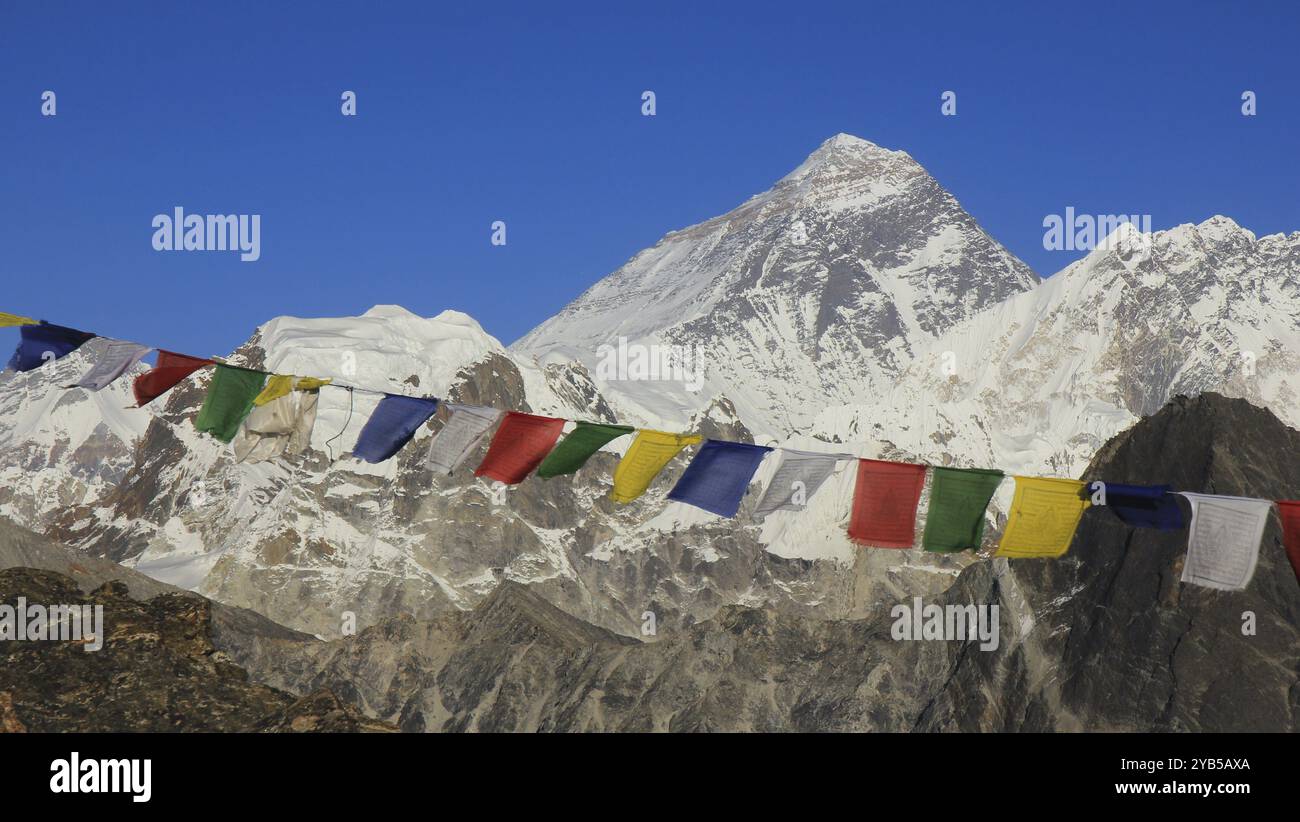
6;321;96;372
352;394;439;463
1094;481;1185;530
667;440;773;518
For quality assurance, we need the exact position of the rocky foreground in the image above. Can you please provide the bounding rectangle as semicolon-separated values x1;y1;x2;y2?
0;565;394;733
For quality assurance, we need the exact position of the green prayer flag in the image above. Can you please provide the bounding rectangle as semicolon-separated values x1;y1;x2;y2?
195;365;268;443
921;467;1005;553
536;422;635;478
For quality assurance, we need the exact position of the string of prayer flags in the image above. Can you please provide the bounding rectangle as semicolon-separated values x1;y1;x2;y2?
751;449;850;519
0;312;37;327
232;389;319;463
847;459;927;548
253;374;332;406
353;394;439;464
66;339;151;391
995;477;1090;558
1176;493;1270;590
195;365;268;443
132;351;213;407
1274;500;1300;585
474;411;566;484
537;422;635;478
922;467;1005;553
667;440;773;517
1089;481;1185;530
16;311;1300;596
611;430;702;504
6;321;96;372
426;404;503;475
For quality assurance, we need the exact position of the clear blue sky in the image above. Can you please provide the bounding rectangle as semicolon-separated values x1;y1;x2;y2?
2;0;1297;359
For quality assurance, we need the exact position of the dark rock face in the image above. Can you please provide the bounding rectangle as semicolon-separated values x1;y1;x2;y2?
0;567;393;732
918;393;1300;732
283;577;983;732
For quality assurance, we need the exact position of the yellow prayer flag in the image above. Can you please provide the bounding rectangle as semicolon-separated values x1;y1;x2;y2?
253;374;295;406
610;430;702;504
0;312;37;327
995;476;1090;558
253;374;333;406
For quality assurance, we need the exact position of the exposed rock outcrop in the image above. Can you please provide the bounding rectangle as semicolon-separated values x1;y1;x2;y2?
0;566;392;732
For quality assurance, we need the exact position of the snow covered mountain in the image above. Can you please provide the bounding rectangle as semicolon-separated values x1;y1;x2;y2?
0;339;153;529
3;135;1298;643
514;133;1039;435
812;216;1300;478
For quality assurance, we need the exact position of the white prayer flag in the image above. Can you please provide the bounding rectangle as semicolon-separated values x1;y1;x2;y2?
426;404;503;475
232;390;319;464
68;339;151;391
752;448;851;519
1176;492;1270;591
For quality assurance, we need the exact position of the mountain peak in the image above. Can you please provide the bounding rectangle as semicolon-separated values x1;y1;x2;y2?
355;307;494;340
1194;214;1253;243
819;132;884;152
247;306;505;406
1057;213;1264;277
1092;219;1151;257
362;304;422;320
515;135;1036;435
1085;392;1300;494
779;133;911;186
1156;214;1254;248
429;309;488;332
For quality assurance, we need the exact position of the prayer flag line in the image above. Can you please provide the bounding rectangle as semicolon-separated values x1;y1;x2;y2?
3;308;1298;593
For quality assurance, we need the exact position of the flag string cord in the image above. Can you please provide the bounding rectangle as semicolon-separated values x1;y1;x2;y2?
323;387;355;463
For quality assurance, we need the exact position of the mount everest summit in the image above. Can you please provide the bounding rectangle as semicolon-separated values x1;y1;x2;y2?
515;133;1039;435
2;133;1298;640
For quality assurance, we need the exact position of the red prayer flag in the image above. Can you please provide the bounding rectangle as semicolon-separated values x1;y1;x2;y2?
848;459;927;548
1275;500;1300;585
133;350;213;407
474;411;566;484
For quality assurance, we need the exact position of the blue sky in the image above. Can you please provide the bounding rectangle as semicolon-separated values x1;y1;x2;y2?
2;1;1298;359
